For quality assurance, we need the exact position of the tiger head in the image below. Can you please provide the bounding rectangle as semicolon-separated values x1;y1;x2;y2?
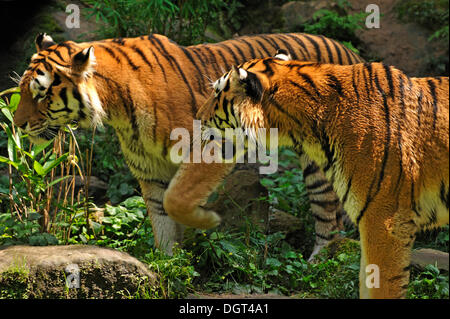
197;50;291;136
14;33;104;144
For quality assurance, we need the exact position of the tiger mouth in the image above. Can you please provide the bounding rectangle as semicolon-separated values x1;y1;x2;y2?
28;126;61;143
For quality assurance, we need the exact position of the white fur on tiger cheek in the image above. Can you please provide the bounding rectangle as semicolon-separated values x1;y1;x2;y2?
213;73;230;95
30;71;52;99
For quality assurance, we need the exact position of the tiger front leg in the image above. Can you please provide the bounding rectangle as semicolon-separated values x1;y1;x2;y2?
139;179;186;255
163;162;236;229
358;207;417;299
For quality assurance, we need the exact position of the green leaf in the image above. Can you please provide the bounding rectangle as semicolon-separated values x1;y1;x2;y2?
33;160;45;176
43;153;69;174
1;107;13;123
31;139;53;158
9;93;21;112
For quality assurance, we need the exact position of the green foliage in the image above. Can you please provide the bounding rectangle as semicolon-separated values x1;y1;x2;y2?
396;0;449;36
292;0;366;52
0;90;75;239
75;126;138;204
184;227;310;295
408;264;449;299
84;0;243;45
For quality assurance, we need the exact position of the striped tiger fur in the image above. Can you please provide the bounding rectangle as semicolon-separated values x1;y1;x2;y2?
14;32;362;256
195;53;449;298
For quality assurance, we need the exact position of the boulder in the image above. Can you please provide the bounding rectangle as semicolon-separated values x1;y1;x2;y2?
207;164;270;232
0;245;157;299
411;248;449;272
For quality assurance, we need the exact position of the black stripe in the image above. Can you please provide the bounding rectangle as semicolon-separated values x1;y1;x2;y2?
383;64;394;97
341;44;355;64
427;79;438;131
352;66;360;103
260;34;280;52
417;89;423;128
310;199;339;208
285;34;311;60
312;212;336;223
218;43;240;65
140;178;169;187
288;80;317;102
60;87;68;107
214;47;231;71
254;38;272;57
298;72;321;98
395;74;406;192
149;35;197;114
277;35;299;60
229;41;247;62
131;45;153;71
302;34;322;62
112;45;140;70
374;72;391;206
146;42;168;83
47;55;71;68
410;182;420;216
308;185;334;196
238;38;256;58
328;74;344;97
329;39;343;65
356;176;377;224
305;179;328;190
342;177;352;206
181;47;207;93
200;46;222;77
318;35;334;63
303;162;320;177
98;44;121;64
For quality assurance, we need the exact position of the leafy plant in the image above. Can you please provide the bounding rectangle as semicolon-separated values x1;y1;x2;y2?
83;0;243;45
408;264;449;299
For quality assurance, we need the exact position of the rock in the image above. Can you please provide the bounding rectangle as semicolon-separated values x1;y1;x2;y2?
74;175;109;205
269;210;314;253
281;1;330;30
411;248;449;272
0;245;157;299
206;164;270;232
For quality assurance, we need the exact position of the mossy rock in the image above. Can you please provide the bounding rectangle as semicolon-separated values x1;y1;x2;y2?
319;237;361;260
0;245;158;299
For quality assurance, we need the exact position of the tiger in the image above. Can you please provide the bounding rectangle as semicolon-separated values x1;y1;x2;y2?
13;32;363;258
193;53;449;298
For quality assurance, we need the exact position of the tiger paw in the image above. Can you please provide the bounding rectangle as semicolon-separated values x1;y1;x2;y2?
166;205;221;230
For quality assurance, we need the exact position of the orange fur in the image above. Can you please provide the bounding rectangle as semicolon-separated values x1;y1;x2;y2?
199;57;449;298
15;32;363;254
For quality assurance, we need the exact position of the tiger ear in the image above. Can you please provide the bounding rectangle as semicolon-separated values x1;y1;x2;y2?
274;49;291;61
35;33;56;52
72;46;96;75
231;66;263;102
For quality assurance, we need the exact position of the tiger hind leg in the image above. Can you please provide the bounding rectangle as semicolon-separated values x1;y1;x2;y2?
358;207;417;298
163;162;236;230
299;156;346;261
139;179;186;255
